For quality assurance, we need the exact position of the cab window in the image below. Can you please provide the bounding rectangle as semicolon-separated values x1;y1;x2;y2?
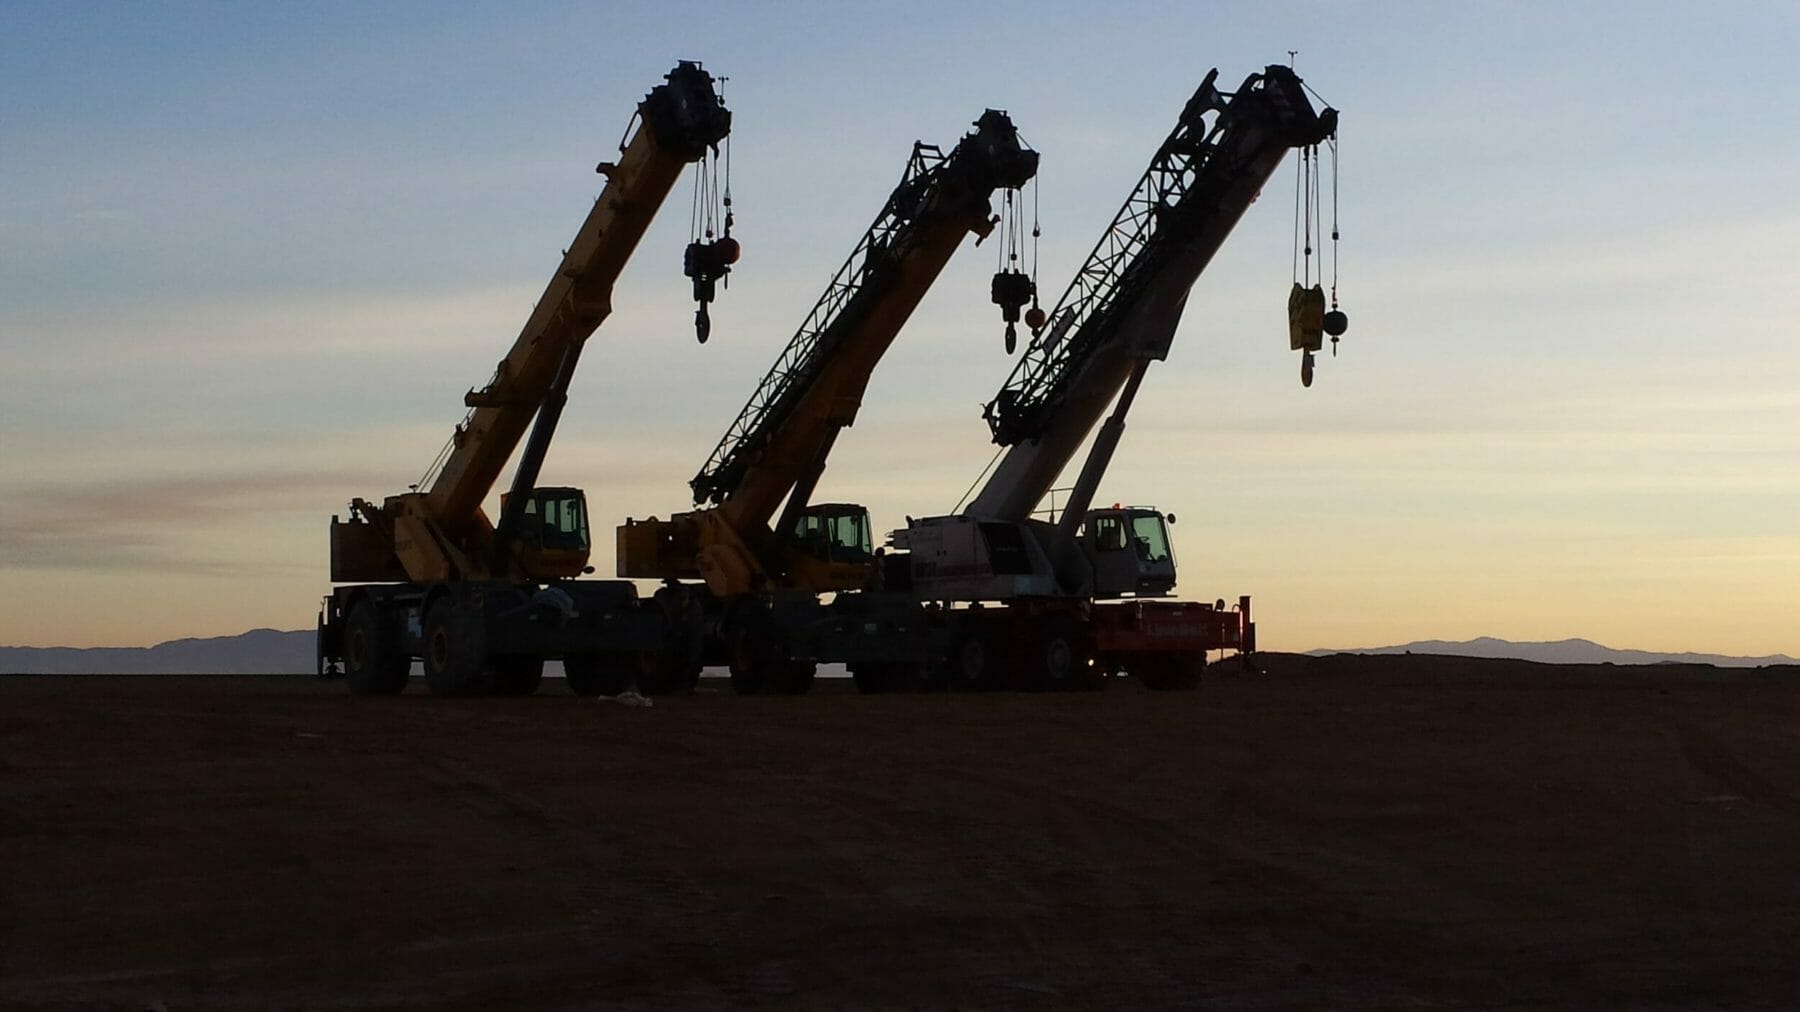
1090;514;1127;552
1130;513;1171;563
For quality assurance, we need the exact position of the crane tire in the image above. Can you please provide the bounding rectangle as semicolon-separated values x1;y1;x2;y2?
1034;617;1092;693
423;596;492;697
343;599;408;695
725;604;783;695
952;631;996;691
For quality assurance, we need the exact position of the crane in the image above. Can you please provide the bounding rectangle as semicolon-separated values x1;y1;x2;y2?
617;110;1038;694
892;64;1339;691
317;62;732;697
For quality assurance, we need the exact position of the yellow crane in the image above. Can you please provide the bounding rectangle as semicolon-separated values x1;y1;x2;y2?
617;111;1039;693
318;62;732;696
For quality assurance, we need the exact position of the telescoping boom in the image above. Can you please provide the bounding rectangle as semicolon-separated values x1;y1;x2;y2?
318;62;732;697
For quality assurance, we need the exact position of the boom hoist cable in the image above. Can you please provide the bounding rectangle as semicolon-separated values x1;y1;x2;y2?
684;76;738;343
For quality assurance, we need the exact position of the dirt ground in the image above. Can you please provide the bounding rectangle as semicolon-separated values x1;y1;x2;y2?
5;655;1800;1009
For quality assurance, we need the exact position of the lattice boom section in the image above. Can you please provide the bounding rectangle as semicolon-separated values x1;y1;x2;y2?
690;144;948;506
982;66;1323;447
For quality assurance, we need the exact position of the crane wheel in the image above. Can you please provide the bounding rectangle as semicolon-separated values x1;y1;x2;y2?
642;593;704;696
491;655;544;697
343;599;409;695
950;631;996;691
726;629;774;695
564;653;634;697
1036;618;1099;692
725;604;781;696
423;596;493;697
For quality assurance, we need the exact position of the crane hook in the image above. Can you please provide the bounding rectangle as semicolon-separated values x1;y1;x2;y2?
684;237;738;343
991;269;1034;354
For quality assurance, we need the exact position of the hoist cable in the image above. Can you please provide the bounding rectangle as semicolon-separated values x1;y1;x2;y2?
1031;171;1041;284
1011;188;1022;265
1300;147;1315;286
1329;134;1340;306
1310;145;1323;287
709;75;723;232
1291;142;1303;283
689;160;703;242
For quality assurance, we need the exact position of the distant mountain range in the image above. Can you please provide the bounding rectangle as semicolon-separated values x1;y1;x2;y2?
3;630;1793;675
1309;637;1796;669
1;629;317;675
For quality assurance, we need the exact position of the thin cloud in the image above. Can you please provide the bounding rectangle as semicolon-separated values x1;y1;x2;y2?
2;283;553;376
0;469;385;574
71;207;136;225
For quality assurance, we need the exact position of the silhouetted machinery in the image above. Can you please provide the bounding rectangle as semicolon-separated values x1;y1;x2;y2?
617;111;1039;693
883;64;1340;691
317;63;731;695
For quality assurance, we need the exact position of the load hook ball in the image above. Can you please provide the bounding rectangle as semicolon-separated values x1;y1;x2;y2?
1024;305;1047;333
1322;309;1348;337
714;236;741;265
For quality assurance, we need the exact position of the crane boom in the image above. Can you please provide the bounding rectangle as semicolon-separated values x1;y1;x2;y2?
424;61;731;539
967;65;1334;522
619;111;1037;599
332;62;731;589
693;111;1038;528
321;62;736;699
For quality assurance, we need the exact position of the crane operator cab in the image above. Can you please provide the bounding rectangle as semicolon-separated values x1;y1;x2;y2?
788;503;874;566
501;486;592;579
1079;506;1177;598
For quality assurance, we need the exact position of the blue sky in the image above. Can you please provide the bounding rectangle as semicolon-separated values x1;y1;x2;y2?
3;2;1796;653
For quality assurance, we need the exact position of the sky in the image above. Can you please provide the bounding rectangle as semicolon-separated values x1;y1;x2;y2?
3;2;1796;654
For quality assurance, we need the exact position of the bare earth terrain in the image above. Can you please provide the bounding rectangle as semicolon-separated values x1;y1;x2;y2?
5;655;1800;1009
